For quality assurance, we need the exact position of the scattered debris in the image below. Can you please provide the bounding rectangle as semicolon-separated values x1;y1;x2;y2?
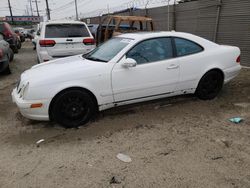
216;138;232;148
220;139;231;148
135;124;155;130
211;156;223;160
116;153;132;163
159;152;170;156
110;176;121;184
229;117;243;124
154;104;172;110
36;139;45;147
234;103;250;108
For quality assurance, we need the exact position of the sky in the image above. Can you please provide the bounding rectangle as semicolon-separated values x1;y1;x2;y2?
0;0;176;20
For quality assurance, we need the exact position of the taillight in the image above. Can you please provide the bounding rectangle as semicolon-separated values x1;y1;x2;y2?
83;38;95;45
0;49;3;59
39;40;56;47
236;55;240;64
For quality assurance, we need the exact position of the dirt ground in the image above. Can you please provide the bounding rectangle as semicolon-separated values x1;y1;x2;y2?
0;41;249;188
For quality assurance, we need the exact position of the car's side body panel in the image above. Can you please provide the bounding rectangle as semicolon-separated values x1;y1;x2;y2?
12;31;241;122
112;56;180;103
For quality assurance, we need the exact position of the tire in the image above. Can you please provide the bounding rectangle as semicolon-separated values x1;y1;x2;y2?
50;89;97;128
2;64;11;75
9;48;14;62
13;46;18;54
17;41;21;49
196;70;224;100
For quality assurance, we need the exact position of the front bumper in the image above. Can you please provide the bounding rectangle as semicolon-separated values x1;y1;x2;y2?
11;88;50;121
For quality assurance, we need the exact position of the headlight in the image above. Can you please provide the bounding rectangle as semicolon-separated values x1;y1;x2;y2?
19;82;29;99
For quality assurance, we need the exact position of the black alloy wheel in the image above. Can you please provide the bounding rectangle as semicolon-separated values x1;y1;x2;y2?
196;70;224;100
51;89;96;128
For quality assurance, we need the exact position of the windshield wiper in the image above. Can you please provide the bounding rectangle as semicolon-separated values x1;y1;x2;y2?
85;56;108;62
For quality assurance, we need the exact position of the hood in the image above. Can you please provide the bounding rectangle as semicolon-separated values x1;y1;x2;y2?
21;55;109;86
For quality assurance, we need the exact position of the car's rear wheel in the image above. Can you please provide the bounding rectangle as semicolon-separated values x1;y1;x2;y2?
196;70;224;100
13;46;18;54
50;89;96;128
9;48;14;62
17;40;21;49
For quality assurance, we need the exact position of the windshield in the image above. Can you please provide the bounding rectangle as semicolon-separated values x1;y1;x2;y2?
85;38;131;62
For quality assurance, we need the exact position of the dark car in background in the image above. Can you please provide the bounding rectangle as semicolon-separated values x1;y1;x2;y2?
0;22;19;53
0;33;12;74
14;29;25;43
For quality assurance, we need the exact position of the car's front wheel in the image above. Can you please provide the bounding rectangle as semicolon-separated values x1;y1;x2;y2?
196;70;224;100
2;64;11;75
9;48;14;62
50;89;97;128
17;40;21;49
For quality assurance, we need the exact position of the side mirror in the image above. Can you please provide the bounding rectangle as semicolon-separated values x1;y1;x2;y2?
122;58;137;68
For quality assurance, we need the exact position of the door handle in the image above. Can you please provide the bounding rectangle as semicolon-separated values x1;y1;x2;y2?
167;64;179;70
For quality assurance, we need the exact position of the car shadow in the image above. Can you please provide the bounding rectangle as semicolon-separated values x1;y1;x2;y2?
6;94;198;146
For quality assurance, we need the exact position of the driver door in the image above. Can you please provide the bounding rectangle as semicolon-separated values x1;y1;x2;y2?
111;37;180;103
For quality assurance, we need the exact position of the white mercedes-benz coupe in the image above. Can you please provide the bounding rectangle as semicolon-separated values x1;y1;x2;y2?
12;32;241;127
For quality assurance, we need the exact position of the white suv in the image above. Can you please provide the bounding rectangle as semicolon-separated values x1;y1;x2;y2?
36;20;95;63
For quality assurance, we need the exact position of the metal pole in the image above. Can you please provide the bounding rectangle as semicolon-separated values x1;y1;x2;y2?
173;0;176;31
29;0;33;16
34;0;40;17
45;0;51;20
7;0;14;23
75;0;79;20
168;0;170;31
107;4;110;14
213;0;222;42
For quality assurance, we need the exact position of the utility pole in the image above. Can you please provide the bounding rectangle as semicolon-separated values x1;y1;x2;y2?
34;0;40;17
26;5;29;15
167;0;170;31
107;4;110;14
29;0;33;16
7;0;14;23
74;0;79;20
45;0;51;20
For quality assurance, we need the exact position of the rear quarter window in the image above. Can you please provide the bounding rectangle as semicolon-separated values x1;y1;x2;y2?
174;37;203;57
45;24;90;38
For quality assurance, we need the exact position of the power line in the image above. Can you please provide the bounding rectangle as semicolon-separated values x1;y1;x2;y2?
52;0;75;11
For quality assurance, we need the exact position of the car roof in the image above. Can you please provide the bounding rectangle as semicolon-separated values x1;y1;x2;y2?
117;31;192;39
44;20;87;25
117;31;218;47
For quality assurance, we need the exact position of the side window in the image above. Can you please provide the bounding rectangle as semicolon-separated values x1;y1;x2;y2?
174;38;203;57
127;38;173;64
